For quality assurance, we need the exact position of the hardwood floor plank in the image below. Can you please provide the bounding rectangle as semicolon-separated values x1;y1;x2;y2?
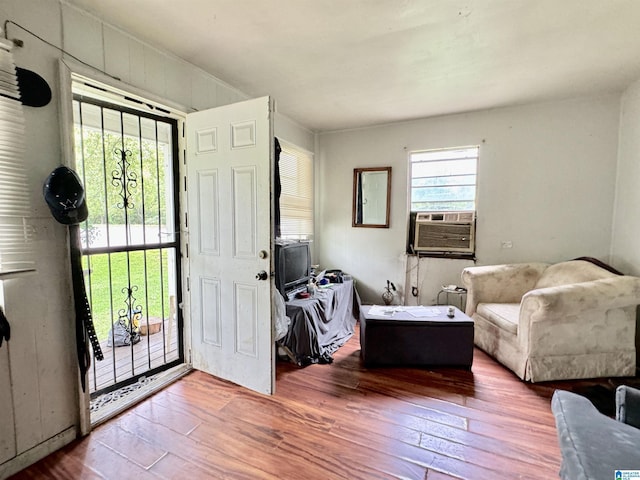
77;441;159;480
277;372;471;431
132;399;202;436
149;452;274;480
328;420;522;480
424;470;462;480
280;375;557;469
116;411;279;479
8;440;105;480
357;375;558;439
14;437;156;480
11;323;581;480
93;424;168;470
273;426;427;480
185;395;391;479
196;382;427;479
154;374;234;411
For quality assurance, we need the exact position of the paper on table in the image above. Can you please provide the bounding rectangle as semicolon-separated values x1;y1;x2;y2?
368;305;398;316
406;307;441;317
367;305;441;317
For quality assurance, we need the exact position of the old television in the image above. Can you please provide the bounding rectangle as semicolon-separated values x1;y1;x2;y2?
275;241;311;299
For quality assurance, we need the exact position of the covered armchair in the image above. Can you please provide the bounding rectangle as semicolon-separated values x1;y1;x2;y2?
461;260;640;382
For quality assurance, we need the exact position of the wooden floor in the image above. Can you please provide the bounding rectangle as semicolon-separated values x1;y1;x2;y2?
11;324;605;479
89;319;179;394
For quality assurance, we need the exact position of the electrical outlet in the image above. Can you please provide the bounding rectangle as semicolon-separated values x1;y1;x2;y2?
501;240;513;249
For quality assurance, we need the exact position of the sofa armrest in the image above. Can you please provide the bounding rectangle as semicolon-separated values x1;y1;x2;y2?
617;385;640;429
461;263;548;316
552;390;640;479
521;276;640;319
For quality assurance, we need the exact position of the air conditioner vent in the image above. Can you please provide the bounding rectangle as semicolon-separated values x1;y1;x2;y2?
414;211;475;253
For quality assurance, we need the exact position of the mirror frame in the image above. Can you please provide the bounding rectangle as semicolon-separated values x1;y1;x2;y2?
352;166;392;228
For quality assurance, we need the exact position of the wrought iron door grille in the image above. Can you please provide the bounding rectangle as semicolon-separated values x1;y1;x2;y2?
72;95;183;397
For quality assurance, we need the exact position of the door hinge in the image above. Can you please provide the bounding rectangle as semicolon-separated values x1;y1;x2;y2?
185;212;188;229
186;276;190;292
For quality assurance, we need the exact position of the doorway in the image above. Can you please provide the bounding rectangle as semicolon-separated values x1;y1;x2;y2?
72;89;184;400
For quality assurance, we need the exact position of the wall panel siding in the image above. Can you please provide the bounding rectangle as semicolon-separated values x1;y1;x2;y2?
103;24;132;84
61;4;104;70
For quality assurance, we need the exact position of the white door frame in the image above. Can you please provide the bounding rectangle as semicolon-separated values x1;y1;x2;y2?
59;59;191;434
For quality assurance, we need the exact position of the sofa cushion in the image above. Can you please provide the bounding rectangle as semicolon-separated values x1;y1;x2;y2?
534;260;617;290
476;303;519;334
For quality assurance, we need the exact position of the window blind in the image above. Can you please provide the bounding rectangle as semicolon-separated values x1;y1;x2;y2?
279;140;313;239
410;146;478;212
0;39;33;276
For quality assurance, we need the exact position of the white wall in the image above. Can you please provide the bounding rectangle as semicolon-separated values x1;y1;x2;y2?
611;77;640;275
0;0;312;474
274;112;315;153
316;95;621;305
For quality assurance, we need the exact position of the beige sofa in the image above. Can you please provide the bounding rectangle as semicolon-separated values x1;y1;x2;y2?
461;260;640;382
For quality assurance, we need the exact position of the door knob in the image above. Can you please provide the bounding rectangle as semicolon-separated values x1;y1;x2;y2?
255;270;268;281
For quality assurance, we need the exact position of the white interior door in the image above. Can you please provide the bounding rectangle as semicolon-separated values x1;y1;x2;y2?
186;96;274;395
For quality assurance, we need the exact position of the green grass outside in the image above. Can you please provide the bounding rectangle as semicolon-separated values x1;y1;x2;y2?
83;249;171;340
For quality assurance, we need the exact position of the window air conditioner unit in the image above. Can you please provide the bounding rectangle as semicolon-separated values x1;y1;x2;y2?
414;211;475;253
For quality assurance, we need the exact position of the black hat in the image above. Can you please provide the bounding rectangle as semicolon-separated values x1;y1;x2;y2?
43;166;88;225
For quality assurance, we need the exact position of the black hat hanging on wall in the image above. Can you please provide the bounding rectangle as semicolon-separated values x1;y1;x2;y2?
43;165;102;393
16;67;51;107
43;166;88;225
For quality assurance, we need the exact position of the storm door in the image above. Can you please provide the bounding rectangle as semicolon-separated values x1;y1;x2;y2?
72;95;183;397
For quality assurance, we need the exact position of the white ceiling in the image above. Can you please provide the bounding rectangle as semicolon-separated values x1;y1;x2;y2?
65;0;640;132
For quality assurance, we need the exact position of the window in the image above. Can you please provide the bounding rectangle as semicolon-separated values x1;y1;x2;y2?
409;146;478;212
278;140;313;239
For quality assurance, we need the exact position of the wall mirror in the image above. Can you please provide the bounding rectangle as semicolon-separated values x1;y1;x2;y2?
352;167;392;228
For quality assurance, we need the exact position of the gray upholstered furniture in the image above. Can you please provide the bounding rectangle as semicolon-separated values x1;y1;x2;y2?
462;260;640;381
552;386;640;479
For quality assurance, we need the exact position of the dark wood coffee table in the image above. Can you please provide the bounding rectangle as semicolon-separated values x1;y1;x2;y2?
359;305;474;368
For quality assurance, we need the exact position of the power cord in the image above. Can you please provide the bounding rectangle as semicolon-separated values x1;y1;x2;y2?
3;20;121;82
